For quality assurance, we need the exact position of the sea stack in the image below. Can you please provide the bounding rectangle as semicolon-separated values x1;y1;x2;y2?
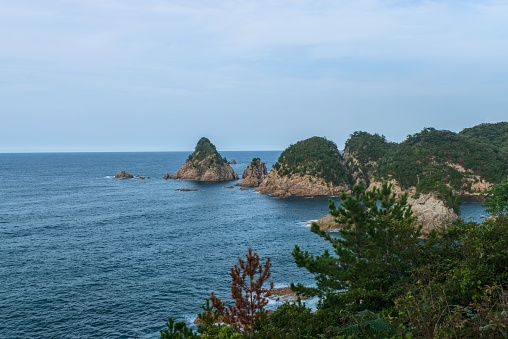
171;137;239;181
114;170;134;179
236;158;268;187
256;136;350;197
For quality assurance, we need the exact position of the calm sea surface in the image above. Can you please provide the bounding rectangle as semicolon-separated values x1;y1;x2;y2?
0;152;485;338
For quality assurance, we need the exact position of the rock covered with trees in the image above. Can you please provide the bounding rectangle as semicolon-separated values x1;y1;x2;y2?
171;137;239;182
256;136;349;197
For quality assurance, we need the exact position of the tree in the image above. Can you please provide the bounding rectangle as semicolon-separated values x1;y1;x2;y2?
204;248;274;336
483;179;508;217
160;317;199;339
292;182;421;313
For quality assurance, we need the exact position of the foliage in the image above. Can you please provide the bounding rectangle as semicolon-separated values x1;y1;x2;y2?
344;132;395;185
292;182;420;312
346;127;508;212
395;215;508;337
460;121;508;153
254;301;320;338
205;248;274;336
272;136;348;186
250;158;261;166
187;137;227;166
160;317;199;339
483;179;508;216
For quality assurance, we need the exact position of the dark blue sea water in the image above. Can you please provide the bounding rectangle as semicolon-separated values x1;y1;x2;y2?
0;152;486;338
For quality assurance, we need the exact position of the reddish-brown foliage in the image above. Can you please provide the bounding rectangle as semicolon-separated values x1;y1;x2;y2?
209;248;274;335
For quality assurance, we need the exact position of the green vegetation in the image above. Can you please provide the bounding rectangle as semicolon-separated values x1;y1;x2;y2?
187;137;228;167
162;181;508;338
460;122;508;153
483;179;508;216
346;127;508;212
272;136;348;186
250;158;261;166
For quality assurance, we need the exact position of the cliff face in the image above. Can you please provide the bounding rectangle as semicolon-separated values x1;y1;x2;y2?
236;158;268;187
257;170;347;198
408;194;460;236
171;137;239;181
256;136;350;197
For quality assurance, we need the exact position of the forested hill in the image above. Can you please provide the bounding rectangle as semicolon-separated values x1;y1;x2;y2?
460;122;508;152
272;136;348;186
344;127;508;212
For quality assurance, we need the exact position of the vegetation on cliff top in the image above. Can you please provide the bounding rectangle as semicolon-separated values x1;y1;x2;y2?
346;127;508;212
187;137;227;166
272;136;347;186
460;122;508;153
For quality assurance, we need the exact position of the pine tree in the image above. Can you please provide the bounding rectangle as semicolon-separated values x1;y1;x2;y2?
292;182;421;312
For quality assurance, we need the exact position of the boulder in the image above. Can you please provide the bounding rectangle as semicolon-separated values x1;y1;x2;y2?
408;194;460;236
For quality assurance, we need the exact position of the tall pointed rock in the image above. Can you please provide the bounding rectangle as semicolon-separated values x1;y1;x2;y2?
171;137;239;181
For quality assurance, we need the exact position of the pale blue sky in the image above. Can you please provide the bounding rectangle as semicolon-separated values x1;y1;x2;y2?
1;0;507;152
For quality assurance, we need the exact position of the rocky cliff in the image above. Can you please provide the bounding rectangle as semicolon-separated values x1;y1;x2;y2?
257;170;346;197
171;137;239;181
256;136;349;197
236;158;268;187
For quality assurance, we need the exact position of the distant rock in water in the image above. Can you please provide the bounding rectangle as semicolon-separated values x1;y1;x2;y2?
229;159;237;164
236;158;268;187
114;170;134;179
171;137;239;181
257;136;349;197
163;172;170;180
175;188;199;192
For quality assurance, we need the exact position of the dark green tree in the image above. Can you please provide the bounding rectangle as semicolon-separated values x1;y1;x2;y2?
160;317;199;339
483;179;508;217
292;182;421;313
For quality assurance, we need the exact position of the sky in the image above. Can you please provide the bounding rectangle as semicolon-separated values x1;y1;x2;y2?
1;0;507;152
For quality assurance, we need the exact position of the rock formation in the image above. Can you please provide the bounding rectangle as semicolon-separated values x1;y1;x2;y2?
229;159;237;164
257;136;349;197
114;170;134;179
257;171;346;198
236;158;268;187
163;172;170;180
408;194;460;236
171;137;239;181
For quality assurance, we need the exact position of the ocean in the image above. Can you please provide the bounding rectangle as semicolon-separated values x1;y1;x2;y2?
0;151;485;338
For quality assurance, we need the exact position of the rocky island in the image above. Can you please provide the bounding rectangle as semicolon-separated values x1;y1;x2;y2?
236;158;268;187
256;136;349;197
171;137;239;181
